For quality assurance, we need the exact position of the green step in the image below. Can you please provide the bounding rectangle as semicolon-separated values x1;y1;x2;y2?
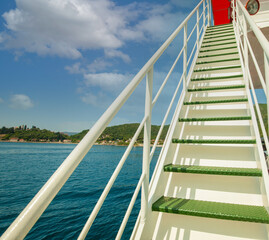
164;164;262;177
152;196;269;224
196;58;240;64
198;52;238;58
206;27;234;34
204;33;235;40
188;85;245;92
178;116;251;122
200;46;237;53
191;74;243;81
207;23;233;30
201;41;236;48
203;37;235;44
172;139;256;144
194;65;241;72
205;30;234;37
184;98;248;105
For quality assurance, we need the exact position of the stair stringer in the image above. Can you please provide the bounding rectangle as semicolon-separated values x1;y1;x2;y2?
131;27;203;240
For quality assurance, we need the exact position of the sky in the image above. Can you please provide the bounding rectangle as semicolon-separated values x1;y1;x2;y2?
0;0;266;132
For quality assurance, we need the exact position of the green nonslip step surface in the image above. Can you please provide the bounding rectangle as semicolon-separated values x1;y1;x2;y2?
188;85;245;92
172;139;256;144
203;37;235;44
152;196;269;224
201;41;236;48
198;52;238;58
191;74;243;81
207;23;233;29
178;116;251;122
196;58;240;64
199;46;237;53
206;27;233;34
205;30;234;37
164;164;262;177
194;65;241;72
183;98;248;105
204;33;235;40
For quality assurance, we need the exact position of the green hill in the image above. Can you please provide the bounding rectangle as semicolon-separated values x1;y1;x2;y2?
71;123;169;145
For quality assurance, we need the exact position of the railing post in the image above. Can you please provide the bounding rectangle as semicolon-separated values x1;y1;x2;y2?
141;67;153;223
265;53;269;136
203;0;206;29
197;8;200;50
207;0;211;26
243;16;249;88
183;24;188;91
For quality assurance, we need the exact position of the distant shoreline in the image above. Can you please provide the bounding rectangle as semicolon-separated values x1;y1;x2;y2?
0;140;162;147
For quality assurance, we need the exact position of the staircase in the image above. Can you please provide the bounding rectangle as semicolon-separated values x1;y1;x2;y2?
132;23;269;240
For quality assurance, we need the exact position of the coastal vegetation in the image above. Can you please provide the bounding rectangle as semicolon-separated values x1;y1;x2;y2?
1;104;267;144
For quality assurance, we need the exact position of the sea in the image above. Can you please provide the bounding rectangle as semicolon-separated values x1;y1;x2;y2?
0;142;160;239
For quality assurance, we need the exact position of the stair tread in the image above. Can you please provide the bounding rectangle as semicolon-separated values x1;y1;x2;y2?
203;37;235;44
200;46;237;53
152;196;269;223
172;139;256;144
196;58;240;64
201;42;236;48
198;52;238;58
205;30;234;37
188;85;245;92
194;65;241;72
191;74;243;81
204;33;235;40
184;98;248;105
164;164;262;176
206;27;234;34
178;116;251;122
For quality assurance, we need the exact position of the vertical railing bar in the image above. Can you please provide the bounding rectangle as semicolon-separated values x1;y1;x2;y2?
248;70;269;153
245;36;267;95
141;68;153;223
265;53;269;136
152;48;184;106
243;15;249;89
150;74;184;161
197;8;200;51
187;21;200;43
183;24;188;91
187;41;198;66
115;173;145;240
77;116;148;240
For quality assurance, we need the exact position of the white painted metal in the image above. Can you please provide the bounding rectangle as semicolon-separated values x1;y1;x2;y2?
141;67;153;223
1;0;209;239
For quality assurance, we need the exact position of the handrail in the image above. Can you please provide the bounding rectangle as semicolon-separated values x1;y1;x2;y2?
1;0;210;239
233;0;269;170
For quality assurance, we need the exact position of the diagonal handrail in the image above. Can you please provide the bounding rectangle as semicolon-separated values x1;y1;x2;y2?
1;0;211;239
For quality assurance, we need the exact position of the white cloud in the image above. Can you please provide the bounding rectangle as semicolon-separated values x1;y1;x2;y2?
9;94;34;109
0;97;4;103
87;58;112;73
83;72;131;91
1;0;187;59
1;0;134;58
65;62;83;74
104;49;131;63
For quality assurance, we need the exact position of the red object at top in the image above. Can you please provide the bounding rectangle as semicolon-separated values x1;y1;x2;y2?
211;0;232;25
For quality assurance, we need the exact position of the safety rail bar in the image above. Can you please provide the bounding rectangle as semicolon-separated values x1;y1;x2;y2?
232;0;269;158
1;0;211;239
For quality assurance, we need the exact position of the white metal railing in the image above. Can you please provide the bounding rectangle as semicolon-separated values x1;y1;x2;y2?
1;0;211;239
232;0;269;159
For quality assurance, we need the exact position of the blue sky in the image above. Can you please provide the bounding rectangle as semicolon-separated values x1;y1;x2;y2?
0;0;266;132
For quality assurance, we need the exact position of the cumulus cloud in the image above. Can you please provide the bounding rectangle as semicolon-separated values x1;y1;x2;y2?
9;94;34;109
1;0;187;59
1;0;135;58
0;97;3;103
83;72;131;91
104;49;131;63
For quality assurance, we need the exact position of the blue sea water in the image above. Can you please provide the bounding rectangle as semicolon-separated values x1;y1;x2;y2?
0;142;159;239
